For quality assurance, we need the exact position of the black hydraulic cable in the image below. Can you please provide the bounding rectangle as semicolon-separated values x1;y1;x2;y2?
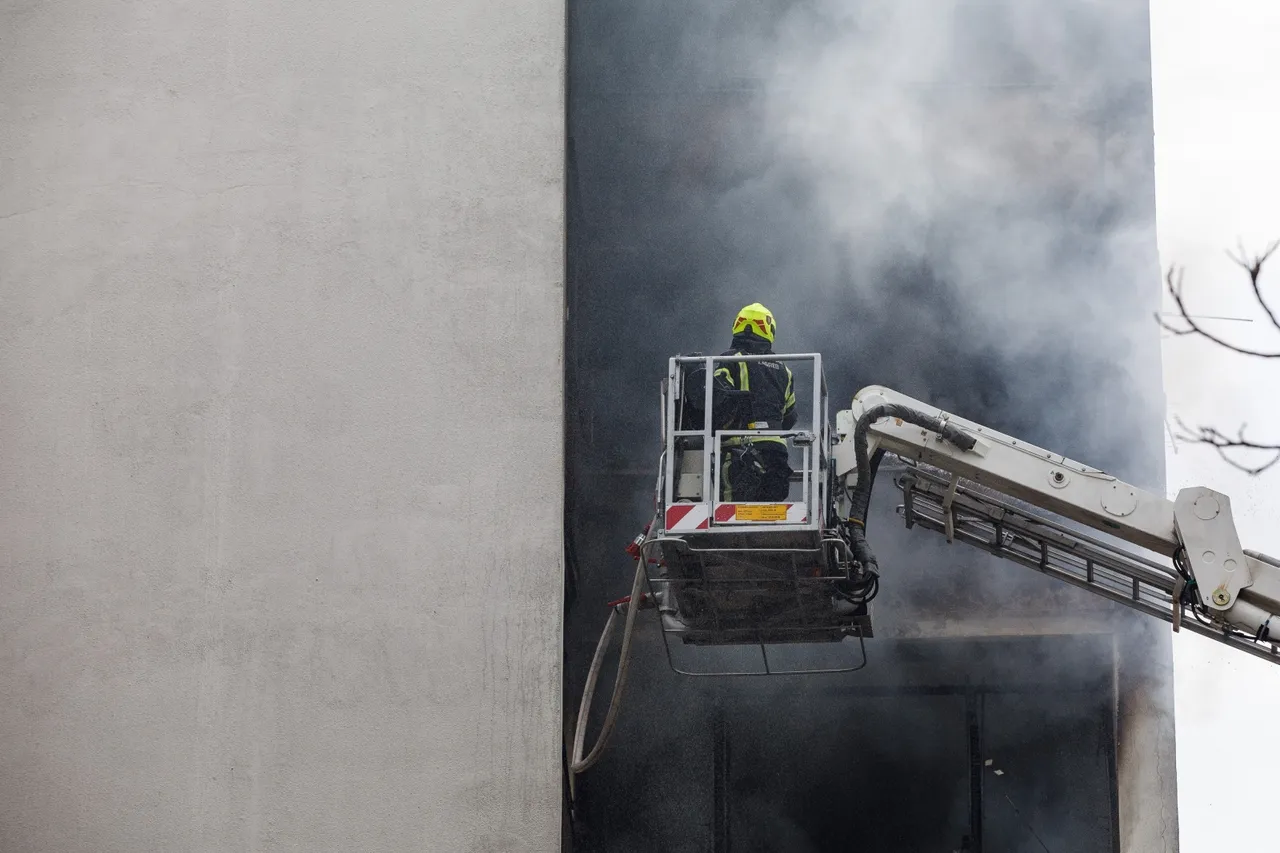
846;403;978;576
863;447;886;519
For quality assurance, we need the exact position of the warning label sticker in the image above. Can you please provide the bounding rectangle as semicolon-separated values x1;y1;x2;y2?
735;504;788;521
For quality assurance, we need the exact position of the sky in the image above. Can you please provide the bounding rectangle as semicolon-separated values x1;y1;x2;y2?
1152;1;1280;849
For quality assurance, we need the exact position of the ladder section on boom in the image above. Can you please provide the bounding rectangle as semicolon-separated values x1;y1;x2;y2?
895;463;1280;666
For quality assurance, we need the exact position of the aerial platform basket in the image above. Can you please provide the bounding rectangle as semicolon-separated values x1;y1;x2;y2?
646;353;869;675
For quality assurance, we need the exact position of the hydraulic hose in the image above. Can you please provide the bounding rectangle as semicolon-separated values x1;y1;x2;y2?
846;403;977;576
569;515;656;778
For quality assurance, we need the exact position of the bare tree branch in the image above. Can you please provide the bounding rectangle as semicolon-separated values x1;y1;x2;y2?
1227;238;1280;332
1172;417;1280;476
1162;242;1280;474
1157;264;1280;357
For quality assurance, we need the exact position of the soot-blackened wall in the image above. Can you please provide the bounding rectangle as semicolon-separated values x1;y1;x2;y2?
566;2;1167;850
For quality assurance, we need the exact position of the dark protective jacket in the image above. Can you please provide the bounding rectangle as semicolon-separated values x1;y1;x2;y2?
680;332;797;438
680;331;797;501
712;331;798;440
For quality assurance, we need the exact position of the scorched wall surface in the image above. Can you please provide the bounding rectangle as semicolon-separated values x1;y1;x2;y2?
565;1;1174;850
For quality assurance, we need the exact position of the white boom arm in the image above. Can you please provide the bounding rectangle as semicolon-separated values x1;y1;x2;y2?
834;385;1280;665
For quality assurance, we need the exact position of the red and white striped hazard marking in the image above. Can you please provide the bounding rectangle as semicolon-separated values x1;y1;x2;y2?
713;503;808;524
665;503;710;531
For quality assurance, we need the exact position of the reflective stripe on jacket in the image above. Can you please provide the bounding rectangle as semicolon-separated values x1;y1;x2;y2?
715;335;797;446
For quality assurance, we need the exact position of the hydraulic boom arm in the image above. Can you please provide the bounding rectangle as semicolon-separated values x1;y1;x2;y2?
834;385;1280;666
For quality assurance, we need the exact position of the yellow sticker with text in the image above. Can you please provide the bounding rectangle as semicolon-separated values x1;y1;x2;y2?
736;504;788;521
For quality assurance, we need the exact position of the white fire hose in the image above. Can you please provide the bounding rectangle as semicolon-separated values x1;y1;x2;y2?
568;515;657;791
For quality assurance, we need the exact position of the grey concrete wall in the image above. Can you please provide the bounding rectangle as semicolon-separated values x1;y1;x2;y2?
1118;624;1180;851
0;2;564;851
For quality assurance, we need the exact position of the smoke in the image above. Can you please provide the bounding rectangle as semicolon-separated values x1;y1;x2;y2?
664;0;1159;459
566;0;1166;849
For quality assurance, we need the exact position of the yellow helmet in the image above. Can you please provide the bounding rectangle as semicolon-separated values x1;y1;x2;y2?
732;303;776;343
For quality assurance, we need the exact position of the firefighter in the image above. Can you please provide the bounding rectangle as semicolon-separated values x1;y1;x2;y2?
686;303;797;502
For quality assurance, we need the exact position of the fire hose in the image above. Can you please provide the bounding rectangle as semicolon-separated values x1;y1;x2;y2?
568;514;658;781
